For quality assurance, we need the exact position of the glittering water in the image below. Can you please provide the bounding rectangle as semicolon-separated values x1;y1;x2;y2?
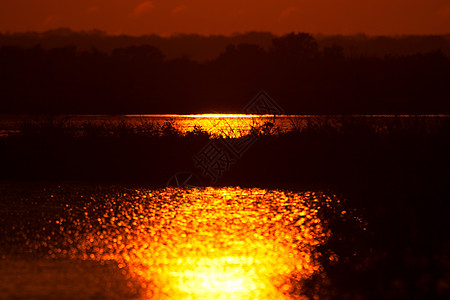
0;114;447;137
0;185;354;299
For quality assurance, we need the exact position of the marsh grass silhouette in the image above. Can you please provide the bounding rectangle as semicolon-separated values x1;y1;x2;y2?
1;116;447;182
1;30;449;298
0;117;449;298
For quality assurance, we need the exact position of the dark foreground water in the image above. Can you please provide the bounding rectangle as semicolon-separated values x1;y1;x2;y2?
0;184;360;299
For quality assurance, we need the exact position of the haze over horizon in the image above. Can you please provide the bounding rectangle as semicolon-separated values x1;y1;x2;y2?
1;0;450;36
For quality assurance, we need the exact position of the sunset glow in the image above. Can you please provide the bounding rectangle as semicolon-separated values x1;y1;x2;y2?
1;0;449;35
0;0;447;298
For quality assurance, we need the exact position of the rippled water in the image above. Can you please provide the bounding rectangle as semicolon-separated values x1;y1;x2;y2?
0;185;357;299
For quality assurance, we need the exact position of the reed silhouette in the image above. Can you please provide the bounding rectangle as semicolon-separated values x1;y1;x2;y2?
0;117;449;298
1;30;449;299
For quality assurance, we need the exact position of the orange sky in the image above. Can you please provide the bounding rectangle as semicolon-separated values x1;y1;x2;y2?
1;0;450;36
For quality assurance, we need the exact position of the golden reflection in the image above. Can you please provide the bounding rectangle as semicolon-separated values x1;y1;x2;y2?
114;114;279;138
188;114;260;118
185;115;267;137
46;187;335;299
169;256;264;299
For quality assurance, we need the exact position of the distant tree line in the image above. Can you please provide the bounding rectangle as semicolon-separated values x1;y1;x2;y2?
2;29;450;62
0;32;449;114
0;29;276;62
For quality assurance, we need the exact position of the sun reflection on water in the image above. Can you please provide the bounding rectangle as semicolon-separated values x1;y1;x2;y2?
179;115;275;137
21;187;341;299
169;256;266;299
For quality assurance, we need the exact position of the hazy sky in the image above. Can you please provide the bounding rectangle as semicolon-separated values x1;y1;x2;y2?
1;0;450;36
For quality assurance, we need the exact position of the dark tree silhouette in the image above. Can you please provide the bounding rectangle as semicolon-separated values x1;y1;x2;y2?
270;32;320;64
0;32;449;114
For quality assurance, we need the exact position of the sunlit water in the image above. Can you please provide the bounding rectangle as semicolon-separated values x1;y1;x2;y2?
0;186;359;299
0;114;448;137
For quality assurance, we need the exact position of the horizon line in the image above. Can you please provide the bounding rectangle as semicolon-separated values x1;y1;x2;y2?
1;28;450;39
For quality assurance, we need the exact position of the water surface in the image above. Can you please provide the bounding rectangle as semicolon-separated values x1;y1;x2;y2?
1;114;448;137
0;185;356;299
